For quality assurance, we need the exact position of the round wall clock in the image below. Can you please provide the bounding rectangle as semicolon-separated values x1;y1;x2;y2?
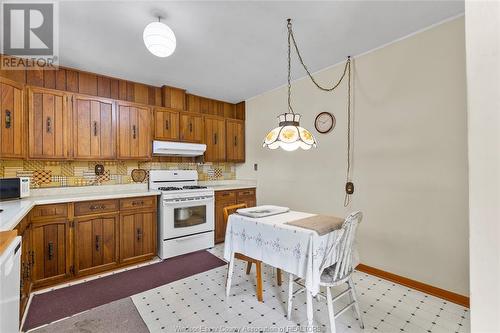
314;112;335;134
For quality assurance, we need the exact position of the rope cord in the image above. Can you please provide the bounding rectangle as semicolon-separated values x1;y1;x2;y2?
286;19;353;206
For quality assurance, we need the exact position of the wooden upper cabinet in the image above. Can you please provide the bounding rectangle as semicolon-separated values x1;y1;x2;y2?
154;107;179;141
204;116;226;162
226;119;245;162
179;113;203;143
27;87;71;160
74;215;119;276
72;94;116;160
117;101;152;160
0;78;24;159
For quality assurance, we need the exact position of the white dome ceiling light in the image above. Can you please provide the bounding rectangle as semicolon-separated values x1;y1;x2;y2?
143;17;176;57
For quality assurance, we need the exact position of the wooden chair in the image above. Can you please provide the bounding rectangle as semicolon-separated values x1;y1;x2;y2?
287;211;364;332
224;203;282;302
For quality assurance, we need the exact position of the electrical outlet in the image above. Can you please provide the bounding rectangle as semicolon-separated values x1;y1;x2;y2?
254;163;258;171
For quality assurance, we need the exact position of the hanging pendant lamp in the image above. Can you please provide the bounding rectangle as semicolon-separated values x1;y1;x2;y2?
263;19;317;151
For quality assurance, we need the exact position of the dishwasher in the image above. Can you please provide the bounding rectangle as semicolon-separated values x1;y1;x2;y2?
0;236;21;333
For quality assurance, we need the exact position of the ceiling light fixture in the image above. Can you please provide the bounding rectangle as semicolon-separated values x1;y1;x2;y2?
263;19;354;206
143;17;176;58
262;19;317;152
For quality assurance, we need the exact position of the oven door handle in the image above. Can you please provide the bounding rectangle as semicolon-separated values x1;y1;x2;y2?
162;197;214;206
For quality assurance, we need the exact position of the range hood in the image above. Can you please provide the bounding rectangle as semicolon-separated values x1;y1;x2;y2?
152;140;206;157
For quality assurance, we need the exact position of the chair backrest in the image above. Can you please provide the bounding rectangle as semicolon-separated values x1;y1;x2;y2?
331;211;363;282
223;203;247;225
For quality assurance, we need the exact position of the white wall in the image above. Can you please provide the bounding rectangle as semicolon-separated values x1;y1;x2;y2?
465;1;500;331
237;17;469;295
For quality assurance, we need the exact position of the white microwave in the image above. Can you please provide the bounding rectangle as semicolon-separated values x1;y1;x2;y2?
0;177;30;201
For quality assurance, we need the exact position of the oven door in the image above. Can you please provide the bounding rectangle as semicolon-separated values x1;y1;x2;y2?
161;196;214;240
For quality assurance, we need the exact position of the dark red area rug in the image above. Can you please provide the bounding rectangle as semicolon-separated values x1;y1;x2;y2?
23;250;226;331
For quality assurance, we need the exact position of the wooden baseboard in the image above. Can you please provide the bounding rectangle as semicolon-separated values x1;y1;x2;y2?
356;263;469;308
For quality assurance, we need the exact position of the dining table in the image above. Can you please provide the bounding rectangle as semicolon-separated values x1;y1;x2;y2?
223;210;355;327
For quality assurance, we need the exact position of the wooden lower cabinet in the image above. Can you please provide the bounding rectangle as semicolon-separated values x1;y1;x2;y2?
120;211;156;264
16;217;32;319
31;219;71;287
19;195;157;300
74;214;119;276
214;188;256;244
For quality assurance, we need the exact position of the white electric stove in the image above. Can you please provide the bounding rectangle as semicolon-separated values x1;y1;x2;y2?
149;170;214;259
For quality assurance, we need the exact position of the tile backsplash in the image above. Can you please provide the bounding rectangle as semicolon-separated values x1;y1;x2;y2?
0;160;236;188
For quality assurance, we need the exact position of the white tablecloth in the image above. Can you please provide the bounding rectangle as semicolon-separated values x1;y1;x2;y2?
223;211;355;296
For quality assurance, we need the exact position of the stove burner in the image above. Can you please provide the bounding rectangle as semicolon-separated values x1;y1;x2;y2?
158;186;182;191
183;185;208;189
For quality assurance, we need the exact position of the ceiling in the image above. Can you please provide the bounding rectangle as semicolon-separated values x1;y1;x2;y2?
58;1;464;103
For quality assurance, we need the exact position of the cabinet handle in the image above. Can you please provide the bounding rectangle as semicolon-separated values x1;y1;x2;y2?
89;204;105;210
93;121;98;136
95;235;100;251
222;193;230;197
5;110;11;128
136;228;142;241
165;119;169;130
46;117;52;133
132;125;137;139
234;136;237;146
214;133;217;144
47;242;54;260
189;122;193;132
132;200;144;206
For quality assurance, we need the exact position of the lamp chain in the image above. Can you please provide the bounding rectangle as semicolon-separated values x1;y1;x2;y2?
287;19;294;114
287;19;353;206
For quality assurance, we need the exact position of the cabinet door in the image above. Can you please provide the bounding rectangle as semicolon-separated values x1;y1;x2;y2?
204;117;226;162
74;215;118;276
28;87;70;159
31;220;70;287
154;107;179;141
18;220;32;319
120;211;156;264
0;78;24;158
179;113;203;143
226;119;245;162
117;102;151;159
214;191;237;244
73;94;116;159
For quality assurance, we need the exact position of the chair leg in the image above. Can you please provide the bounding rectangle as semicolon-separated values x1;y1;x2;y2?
255;262;263;302
348;277;364;329
277;268;282;286
246;262;252;274
287;273;294;319
225;252;235;297
326;286;337;333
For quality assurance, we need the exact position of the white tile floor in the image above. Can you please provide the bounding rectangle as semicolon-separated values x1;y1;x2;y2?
131;244;470;333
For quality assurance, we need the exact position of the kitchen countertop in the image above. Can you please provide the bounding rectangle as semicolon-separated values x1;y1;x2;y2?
0;180;257;232
0;184;160;232
200;180;257;191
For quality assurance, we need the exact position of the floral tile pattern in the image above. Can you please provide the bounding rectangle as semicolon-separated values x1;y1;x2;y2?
0;159;236;188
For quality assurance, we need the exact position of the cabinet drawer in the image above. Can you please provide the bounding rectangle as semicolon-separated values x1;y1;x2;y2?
30;204;68;221
74;199;119;216
215;190;236;202
120;196;156;211
237;188;255;198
